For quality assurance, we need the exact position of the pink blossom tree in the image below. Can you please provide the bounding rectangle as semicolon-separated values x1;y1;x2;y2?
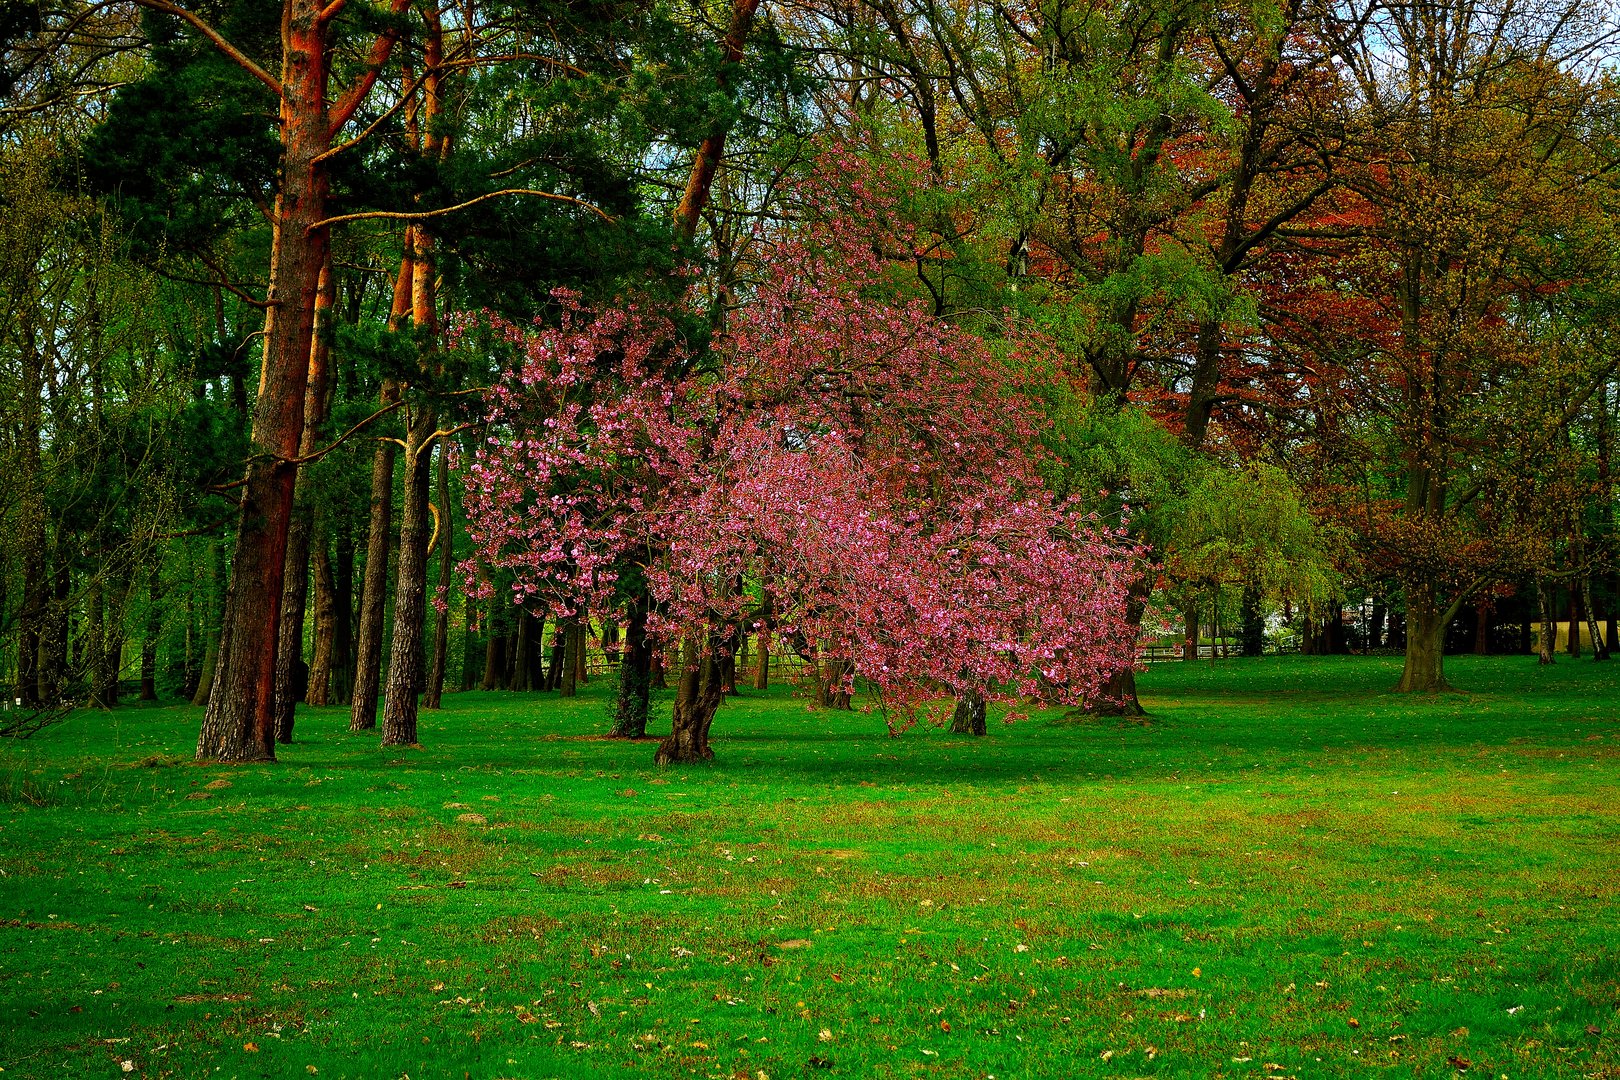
461;202;1141;763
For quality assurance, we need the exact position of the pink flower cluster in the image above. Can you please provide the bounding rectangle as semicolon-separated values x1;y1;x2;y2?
461;171;1142;722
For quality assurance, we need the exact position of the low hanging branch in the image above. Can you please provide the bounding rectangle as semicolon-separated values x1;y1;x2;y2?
128;0;281;94
309;189;613;232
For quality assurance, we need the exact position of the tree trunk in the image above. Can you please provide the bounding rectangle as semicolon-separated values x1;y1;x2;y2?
1473;598;1490;655
380;410;436;747
1182;599;1199;661
544;625;565;690
306;523;337;705
86;577;106;707
140;564;161;701
274;263;334;742
752;594;771;690
349;395;400;730
1369;600;1387;649
198;4;342;763
950;691;987;735
14;307;46;708
559;620;579;698
574;621;589;685
611;597;651;738
425;446;453;708
1580;573;1609;661
1395;585;1451;692
1537;578;1557;664
1566;586;1582;658
655;635;722;764
1087;582;1146;716
39;553;71;704
481;594;505;690
1239;585;1263;657
330;529;355;703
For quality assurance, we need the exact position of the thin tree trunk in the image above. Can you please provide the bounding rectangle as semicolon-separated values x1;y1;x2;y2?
559;620;580;698
425;446;453;708
480;594;504;690
40;551;71;704
611;596;651;738
330;529;355;703
1537;578;1557;664
86;578;106;706
306;522;337;705
1183;599;1199;661
1567;585;1582;658
545;625;565;690
275;262;334;743
752;593;771;690
1473;599;1490;655
381;410;436;747
140;564;161;701
1369;600;1387;649
1581;574;1609;660
100;574;130;707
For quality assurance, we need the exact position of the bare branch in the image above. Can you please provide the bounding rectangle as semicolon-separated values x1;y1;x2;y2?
129;0;281;95
308;188;613;231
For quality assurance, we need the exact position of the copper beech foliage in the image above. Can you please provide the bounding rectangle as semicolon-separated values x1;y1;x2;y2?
460;169;1143;726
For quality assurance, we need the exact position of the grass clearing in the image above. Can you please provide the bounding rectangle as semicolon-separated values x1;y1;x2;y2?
1;655;1617;1079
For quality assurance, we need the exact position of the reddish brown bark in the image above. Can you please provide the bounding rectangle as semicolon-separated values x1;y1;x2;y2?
671;0;763;244
350;253;412;732
274;260;334;743
196;0;408;762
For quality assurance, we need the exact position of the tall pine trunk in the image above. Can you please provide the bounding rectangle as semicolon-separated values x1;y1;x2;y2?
274;262;334;743
198;4;340;762
380;409;436;747
424;447;453;708
306;521;337;705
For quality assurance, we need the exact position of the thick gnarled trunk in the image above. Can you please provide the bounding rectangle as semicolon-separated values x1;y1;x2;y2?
1395;585;1451;693
656;636;722;765
950;691;986;735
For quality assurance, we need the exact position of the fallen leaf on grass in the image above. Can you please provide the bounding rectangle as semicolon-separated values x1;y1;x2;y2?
1446;1055;1470;1071
243;1043;259;1053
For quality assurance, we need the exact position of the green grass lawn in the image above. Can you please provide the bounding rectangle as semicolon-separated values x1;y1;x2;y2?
0;655;1616;1080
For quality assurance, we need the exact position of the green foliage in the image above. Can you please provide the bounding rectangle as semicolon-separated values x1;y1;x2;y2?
1171;461;1346;612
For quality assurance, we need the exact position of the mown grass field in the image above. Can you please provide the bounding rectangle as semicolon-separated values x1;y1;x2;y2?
0;655;1616;1080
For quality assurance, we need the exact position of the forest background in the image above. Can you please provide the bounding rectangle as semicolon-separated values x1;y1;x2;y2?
3;0;1620;759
